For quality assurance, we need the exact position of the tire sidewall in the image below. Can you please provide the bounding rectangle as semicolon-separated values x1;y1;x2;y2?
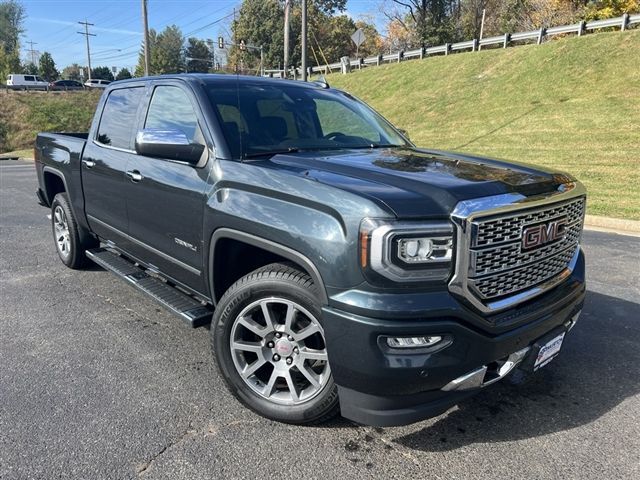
212;270;338;424
51;193;85;269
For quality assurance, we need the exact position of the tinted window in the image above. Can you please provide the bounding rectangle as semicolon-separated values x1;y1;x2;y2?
25;76;35;82
96;87;144;149
206;83;406;158
145;86;201;142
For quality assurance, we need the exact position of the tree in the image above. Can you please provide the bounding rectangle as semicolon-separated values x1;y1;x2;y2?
186;37;212;73
229;0;285;71
115;67;132;80
61;63;82;81
91;66;114;81
0;0;25;81
23;62;37;75
135;25;185;75
386;0;462;47
584;0;640;20
38;52;58;81
153;25;185;74
0;0;25;56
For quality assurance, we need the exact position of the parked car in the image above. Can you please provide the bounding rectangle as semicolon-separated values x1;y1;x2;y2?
84;79;111;89
6;74;49;90
34;74;586;427
49;79;84;91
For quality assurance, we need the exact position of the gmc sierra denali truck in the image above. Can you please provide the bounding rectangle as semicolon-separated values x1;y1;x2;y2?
35;74;586;427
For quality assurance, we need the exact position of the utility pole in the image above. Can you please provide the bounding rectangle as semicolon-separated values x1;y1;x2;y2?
26;40;38;66
142;0;151;76
78;20;96;81
283;0;290;78
478;8;486;51
301;0;307;81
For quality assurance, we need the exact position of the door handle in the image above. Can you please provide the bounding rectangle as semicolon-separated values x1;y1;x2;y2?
82;159;96;168
126;170;143;182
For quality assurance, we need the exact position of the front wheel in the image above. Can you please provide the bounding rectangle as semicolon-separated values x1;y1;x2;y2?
211;263;339;424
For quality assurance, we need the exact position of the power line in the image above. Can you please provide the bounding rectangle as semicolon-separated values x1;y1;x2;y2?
78;20;96;81
26;40;38;66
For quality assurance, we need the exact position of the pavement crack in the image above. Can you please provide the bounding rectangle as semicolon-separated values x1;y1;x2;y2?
136;427;198;476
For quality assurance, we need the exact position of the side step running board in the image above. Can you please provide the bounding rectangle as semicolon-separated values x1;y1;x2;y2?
86;248;212;328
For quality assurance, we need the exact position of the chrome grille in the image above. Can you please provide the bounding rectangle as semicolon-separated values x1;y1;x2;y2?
468;197;585;301
474;198;585;247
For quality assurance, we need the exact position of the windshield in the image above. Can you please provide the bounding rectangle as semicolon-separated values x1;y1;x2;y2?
206;82;408;158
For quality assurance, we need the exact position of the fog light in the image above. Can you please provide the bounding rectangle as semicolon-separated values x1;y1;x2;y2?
386;336;442;348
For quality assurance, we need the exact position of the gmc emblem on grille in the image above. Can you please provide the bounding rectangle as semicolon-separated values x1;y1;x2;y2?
522;218;568;250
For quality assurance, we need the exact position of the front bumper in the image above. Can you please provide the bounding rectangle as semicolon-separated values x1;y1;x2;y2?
323;249;585;427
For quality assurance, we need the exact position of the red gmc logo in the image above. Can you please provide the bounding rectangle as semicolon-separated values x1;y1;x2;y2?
522;218;567;250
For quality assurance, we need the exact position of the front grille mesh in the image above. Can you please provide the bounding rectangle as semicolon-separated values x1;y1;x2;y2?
468;197;585;301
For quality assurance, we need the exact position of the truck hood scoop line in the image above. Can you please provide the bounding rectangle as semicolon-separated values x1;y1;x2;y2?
270;148;561;218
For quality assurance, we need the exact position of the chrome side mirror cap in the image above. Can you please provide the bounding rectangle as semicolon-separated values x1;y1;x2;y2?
135;128;204;164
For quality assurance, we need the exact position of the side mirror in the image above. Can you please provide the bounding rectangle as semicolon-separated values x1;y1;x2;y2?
135;128;205;164
398;128;410;140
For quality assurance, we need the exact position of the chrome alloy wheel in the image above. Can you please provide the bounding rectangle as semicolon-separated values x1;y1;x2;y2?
53;205;71;259
230;297;331;405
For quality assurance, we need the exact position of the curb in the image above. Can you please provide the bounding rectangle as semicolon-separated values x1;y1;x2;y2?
584;215;640;237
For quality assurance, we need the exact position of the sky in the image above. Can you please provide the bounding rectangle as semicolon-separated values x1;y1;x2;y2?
19;0;386;73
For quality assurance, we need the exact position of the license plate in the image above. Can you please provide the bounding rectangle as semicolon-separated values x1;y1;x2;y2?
533;332;566;371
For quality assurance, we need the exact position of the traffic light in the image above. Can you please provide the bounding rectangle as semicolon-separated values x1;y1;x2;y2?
218;36;224;49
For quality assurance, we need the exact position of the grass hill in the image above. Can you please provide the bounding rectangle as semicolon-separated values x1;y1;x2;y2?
0;90;101;157
329;29;640;220
1;30;637;219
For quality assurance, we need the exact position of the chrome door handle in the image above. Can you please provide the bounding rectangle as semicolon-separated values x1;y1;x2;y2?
126;170;143;182
82;159;96;168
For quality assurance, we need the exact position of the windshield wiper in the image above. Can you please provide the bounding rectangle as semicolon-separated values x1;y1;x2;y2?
243;147;300;159
348;143;404;149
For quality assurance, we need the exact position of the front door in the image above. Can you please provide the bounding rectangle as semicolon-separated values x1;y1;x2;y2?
124;83;211;294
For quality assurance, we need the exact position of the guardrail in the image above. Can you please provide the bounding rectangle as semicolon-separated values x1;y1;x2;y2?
265;12;639;78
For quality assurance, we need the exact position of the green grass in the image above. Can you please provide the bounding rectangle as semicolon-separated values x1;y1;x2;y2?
0;90;101;154
329;30;640;220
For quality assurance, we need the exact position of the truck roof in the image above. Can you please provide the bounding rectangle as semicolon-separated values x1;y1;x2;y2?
111;73;328;90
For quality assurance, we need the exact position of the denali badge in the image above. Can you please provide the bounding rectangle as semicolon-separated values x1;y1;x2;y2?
522;218;567;250
174;237;198;252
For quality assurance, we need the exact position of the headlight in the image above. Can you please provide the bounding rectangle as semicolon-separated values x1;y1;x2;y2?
360;219;454;282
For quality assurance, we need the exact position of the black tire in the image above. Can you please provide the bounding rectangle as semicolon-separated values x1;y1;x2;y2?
51;193;97;269
211;263;339;425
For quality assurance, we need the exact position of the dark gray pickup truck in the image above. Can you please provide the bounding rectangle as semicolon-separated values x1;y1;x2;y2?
35;74;586;426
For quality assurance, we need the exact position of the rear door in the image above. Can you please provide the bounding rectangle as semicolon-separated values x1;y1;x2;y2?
124;81;211;294
81;85;145;246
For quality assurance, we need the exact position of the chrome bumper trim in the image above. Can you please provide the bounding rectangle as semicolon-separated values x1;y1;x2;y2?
441;347;531;392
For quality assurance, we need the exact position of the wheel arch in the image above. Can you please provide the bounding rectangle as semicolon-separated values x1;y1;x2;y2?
209;229;328;306
42;166;68;205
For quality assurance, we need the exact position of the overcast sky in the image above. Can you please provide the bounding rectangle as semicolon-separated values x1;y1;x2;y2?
20;0;385;72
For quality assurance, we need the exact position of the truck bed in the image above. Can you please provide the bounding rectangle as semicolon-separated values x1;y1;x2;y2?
35;132;89;208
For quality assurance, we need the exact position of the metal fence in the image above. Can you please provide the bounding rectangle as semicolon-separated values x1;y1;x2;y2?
266;12;640;78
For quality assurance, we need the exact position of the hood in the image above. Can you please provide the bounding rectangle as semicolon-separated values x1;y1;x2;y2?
266;147;567;218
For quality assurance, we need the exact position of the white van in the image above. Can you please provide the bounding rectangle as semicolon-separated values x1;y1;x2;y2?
84;79;111;89
6;74;49;90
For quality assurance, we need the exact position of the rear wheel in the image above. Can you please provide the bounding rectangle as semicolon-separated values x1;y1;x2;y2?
212;263;339;424
51;193;97;269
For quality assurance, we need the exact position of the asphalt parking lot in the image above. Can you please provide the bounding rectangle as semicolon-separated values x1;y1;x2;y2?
1;159;639;479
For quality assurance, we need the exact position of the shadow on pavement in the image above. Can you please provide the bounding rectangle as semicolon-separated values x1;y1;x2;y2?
393;290;640;451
